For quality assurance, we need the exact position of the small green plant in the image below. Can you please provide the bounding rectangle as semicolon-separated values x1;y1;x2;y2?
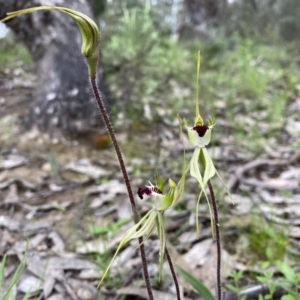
247;217;289;263
276;260;300;299
47;152;61;183
102;3;189;121
256;261;277;300
226;270;247;300
226;261;300;299
88;218;131;236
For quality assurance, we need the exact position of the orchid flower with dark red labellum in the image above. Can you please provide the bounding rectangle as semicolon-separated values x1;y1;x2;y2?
98;175;186;287
182;51;233;238
183;116;217;236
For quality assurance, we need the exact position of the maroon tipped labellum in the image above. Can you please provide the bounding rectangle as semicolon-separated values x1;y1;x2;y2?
192;125;209;137
138;186;163;199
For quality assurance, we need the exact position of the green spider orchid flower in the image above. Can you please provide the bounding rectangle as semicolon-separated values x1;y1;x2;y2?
184;117;216;237
184;51;233;238
98;174;186;287
0;6;100;78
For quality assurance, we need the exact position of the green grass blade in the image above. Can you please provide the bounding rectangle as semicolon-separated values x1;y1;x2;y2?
0;255;7;294
21;288;32;300
3;254;26;300
176;266;214;300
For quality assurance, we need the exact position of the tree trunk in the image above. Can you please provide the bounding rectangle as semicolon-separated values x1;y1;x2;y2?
179;0;219;40
0;0;112;137
184;0;218;26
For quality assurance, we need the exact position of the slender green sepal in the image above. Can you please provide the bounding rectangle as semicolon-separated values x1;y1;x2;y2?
196;51;201;119
157;212;166;282
215;170;234;204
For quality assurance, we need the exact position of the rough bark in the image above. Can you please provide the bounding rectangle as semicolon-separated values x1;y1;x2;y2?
0;0;111;137
179;0;219;41
184;0;218;26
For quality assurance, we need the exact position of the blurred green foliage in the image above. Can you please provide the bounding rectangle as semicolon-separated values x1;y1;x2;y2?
220;0;300;43
246;217;289;263
189;36;300;154
100;1;300;156
102;3;191;121
0;32;32;69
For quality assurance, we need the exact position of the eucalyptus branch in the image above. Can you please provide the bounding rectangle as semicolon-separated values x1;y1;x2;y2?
207;179;222;300
90;77;154;300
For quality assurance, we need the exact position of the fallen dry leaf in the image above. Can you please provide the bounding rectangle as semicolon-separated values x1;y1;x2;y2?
65;159;109;179
0;152;27;169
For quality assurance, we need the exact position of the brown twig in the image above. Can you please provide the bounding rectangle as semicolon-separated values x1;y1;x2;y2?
90;77;154;300
207;180;222;300
227;158;289;190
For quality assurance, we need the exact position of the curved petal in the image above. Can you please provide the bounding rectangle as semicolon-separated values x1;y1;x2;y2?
200;147;216;186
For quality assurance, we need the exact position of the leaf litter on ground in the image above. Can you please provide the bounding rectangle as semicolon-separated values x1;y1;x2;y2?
0;51;299;299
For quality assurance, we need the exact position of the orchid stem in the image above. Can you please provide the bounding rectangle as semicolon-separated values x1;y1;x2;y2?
90;77;154;300
165;247;181;300
207;180;222;300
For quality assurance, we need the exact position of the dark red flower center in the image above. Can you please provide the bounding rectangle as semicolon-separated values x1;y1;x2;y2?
138;186;163;199
192;125;209;137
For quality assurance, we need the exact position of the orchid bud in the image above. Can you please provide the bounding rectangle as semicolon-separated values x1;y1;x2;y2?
1;6;100;78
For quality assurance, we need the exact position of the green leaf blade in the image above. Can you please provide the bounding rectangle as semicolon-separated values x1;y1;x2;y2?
176;266;215;300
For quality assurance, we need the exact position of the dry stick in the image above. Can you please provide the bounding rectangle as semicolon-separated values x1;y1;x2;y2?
207;180;222;300
165;248;181;300
90;78;154;300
